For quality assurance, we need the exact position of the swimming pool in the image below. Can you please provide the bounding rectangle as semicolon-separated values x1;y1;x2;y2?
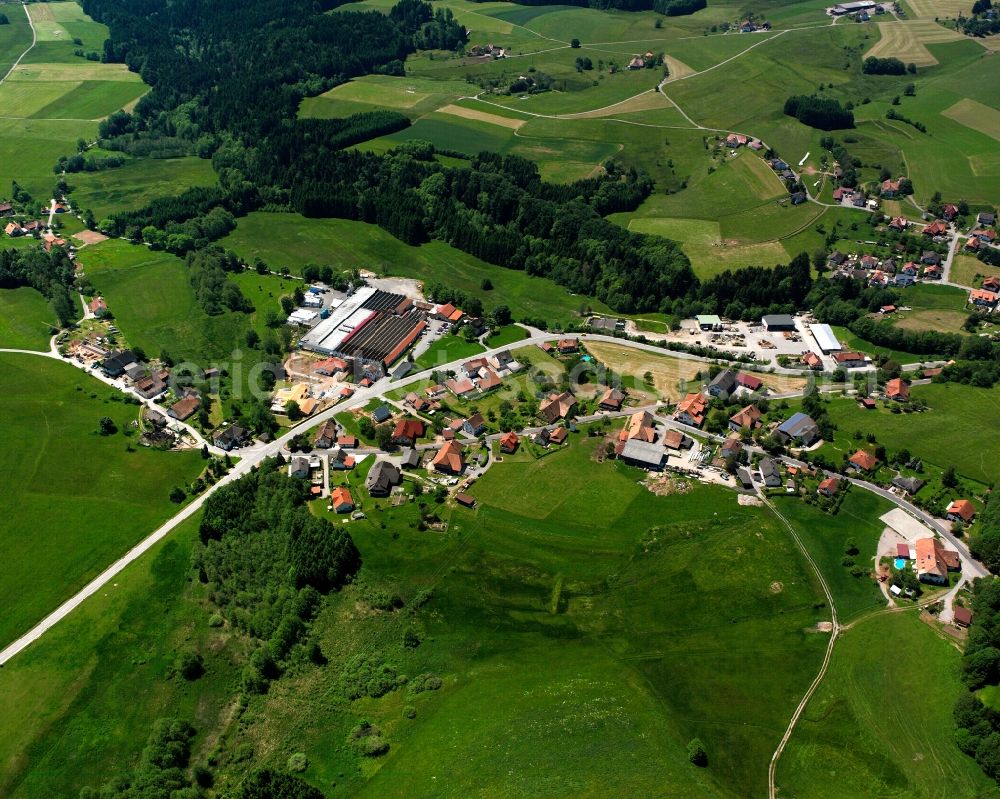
894;558;907;570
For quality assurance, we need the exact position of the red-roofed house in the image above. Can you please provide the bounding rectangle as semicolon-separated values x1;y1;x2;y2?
947;499;976;524
915;537;960;584
970;289;999;309
736;372;764;392
885;378;909;402
330;486;354;514
674;392;707;428
499;431;520;454
922;220;948;237
432;440;465;474
728;404;763;432
817;476;840;497
391;418;425;446
848;450;878;472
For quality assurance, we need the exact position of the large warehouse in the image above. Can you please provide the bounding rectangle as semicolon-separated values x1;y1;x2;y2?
299;286;426;373
811;323;842;354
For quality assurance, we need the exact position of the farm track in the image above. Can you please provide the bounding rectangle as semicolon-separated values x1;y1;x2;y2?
762;495;839;799
0;3;37;87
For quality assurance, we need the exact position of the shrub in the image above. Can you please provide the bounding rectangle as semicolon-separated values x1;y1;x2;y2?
687;737;708;766
286;752;308;773
175;649;205;680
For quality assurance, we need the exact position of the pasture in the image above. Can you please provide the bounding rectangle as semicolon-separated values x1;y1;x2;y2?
0;353;202;645
821;383;1000;486
412;333;485;370
952;254;1000;288
0;288;57;350
221;211;614;326
69;157;218;219
942;97;1000;143
777;612;996;798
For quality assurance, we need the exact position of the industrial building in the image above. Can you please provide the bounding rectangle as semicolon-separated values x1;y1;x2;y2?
298;286;426;374
811;323;842;354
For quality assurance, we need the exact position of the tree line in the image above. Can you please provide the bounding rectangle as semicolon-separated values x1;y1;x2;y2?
468;0;706;14
0;247;78;325
784;95;855;130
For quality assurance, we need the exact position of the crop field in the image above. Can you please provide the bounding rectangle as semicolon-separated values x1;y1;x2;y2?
942;97;1000;143
0;2;31;75
778;612;996;798
821;384;1000;486
0;353;202;645
69;157;218;219
906;0;971;19
221;212;615;325
0;288;57;350
865;20;965;67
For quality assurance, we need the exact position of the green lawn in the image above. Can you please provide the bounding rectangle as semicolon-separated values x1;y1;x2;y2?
0;353;202;645
221;211;614;326
777;611;999;799
412;333;485;370
483;324;529;348
0;287;57;350
822;383;1000;486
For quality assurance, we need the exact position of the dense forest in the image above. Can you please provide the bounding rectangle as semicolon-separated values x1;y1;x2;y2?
0;247;77;325
954;572;1000;784
784;95;855;130
469;0;707;14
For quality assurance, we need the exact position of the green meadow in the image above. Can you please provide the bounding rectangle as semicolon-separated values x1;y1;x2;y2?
0;432;837;799
0;353;202;645
820;383;1000;486
778;611;998;799
0;287;57;350
70;157;218;219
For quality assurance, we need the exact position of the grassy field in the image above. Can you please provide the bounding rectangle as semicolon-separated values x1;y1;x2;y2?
772;491;892;622
69;157;217;219
0;287;57;350
0;429;836;798
778;611;998;799
952;253;1000;288
0;353;202;645
0;1;149;200
821;383;1000;486
412;333;485;370
221;211;614;326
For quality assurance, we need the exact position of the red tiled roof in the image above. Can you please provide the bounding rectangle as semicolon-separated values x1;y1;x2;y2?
947;499;976;523
849;450;878;471
432;440;464;473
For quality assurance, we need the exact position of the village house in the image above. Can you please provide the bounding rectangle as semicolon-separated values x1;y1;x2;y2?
391;418;425;446
817;476;840;497
167;395;200;422
674;392;707;427
366;459;401;497
330;486;354;514
539;391;576;424
134;372;168;400
214;425;248;451
947;499;976;524
455;492;476;508
599;387;625;411
663;429;692;451
834;351;867;369
802;351;823;371
914;536;960;584
707;369;737;398
967;236;982;252
476;368;502;393
983;276;1000;293
499;431;520;454
289;456;311;479
922;221;948;237
621;410;656;443
446;376;476;397
721;437;742;459
371;404;392;425
885;377;909;401
314;357;348;377
776;412;820;446
101;349;138;378
978;212;996;227
848;449;879;472
399;448;420;469
955;607;973;628
759;457;782;488
328;446;356;470
547;426;568;445
970;289;999;310
557;339;578;354
4;221;23;237
888;216;908;232
432;440;465;474
892;475;924;495
922;264;942;280
736;372;763;392
463;413;486;437
728;404;762;432
880;177;904;198
314;419;337;449
337;434;358;449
